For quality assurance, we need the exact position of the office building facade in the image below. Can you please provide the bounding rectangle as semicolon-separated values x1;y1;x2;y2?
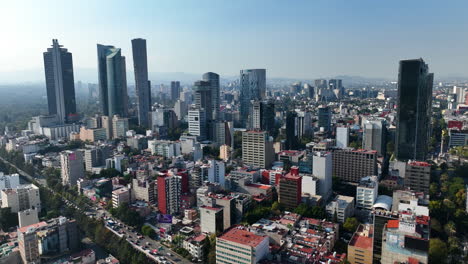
43;39;77;124
240;69;266;126
131;38;151;127
395;59;433;161
60;150;84;186
97;44;128;117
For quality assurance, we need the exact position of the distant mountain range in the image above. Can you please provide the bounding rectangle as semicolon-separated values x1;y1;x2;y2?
0;68;466;85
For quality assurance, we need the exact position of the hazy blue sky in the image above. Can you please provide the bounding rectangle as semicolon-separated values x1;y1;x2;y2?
1;0;468;80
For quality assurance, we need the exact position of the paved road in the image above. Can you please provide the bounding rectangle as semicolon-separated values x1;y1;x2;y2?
0;156;192;264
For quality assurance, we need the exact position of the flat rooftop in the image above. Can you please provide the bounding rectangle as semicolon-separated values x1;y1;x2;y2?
219;226;266;248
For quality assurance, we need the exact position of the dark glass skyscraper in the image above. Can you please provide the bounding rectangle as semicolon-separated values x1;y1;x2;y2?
97;44;128;117
285;111;299;150
170;81;181;101
43;39;77;123
193;80;213;121
395;59;433;161
202;72;220;120
131;38;151;127
240;69;266;127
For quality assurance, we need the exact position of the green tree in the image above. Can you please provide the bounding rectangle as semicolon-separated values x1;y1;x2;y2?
0;208;18;230
343;217;359;233
429;238;447;264
141;225;155;238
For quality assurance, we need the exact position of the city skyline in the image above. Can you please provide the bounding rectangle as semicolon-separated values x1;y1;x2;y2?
2;1;468;83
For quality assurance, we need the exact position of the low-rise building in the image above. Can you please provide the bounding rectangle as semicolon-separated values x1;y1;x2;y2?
183;234;207;261
216;226;269;264
356;176;378;210
326;195;355;223
200;205;224;234
112;187;130;208
348;224;373;264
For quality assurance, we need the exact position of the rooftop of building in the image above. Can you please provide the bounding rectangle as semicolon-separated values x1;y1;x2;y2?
200;205;223;211
349;224;373;250
278;150;304;156
17;221;47;233
218;226;267;248
245;183;272;190
407;161;431;167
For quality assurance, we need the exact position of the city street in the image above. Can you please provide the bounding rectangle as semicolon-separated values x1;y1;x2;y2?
0;156;191;264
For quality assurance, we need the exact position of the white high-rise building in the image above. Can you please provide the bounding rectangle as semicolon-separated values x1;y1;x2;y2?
18;208;40;228
336;127;349;148
174;99;187;120
312;152;332;200
0;173;20;189
356;176;378;210
60;150;84;186
363;118;386;156
188;108;207;141
208;160;225;186
148;140;181;158
1;184;41;213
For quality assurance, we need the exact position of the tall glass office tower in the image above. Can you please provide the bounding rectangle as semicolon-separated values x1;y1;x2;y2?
202;72;220;121
240;69;266;127
132;38;151;127
395;58;433;161
97;44;128;117
43;39;77;123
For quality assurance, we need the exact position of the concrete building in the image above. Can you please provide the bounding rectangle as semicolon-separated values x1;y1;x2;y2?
148;140;181;158
112;187;131;208
79;126;107;142
18;222;43;264
157;175;182;215
219;144;231;161
174;99;187;120
200;205;224;234
84;146;111;172
242;130;274;169
326;195;355;223
1;184;41;213
312;152;333;200
392;190;429;216
18;217;79;264
216;226;269;264
132;177;155;204
208;160;225;186
348;224;374;264
336;126;349;148
448;129;468;147
60;150;84;186
183;234;206;261
0;173;20;189
43;39;77;124
356;176;379;210
188;107;207;141
18;208;40;228
112;115;129;139
332;149;377;183
278;168;302;210
404;161;431;194
381;214;429;264
362;118;386;156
